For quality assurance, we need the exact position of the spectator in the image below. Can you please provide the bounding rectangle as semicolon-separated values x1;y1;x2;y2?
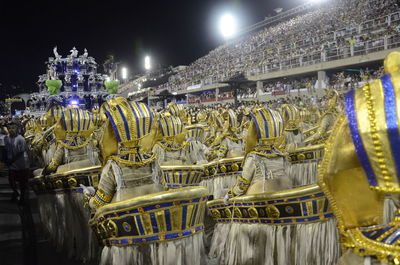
5;122;30;203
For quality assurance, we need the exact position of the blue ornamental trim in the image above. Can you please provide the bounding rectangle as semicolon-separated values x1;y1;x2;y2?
345;90;377;186
103;225;204;246
381;74;400;181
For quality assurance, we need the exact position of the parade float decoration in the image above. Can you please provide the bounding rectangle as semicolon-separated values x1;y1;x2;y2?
31;47;109;111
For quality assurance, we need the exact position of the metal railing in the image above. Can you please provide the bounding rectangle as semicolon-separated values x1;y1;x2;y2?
246;35;400;77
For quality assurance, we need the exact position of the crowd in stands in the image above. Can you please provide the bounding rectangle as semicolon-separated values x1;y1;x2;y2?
329;66;384;90
177;64;383;104
181;93;343;116
187;90;235;104
238;66;384;99
161;0;399;92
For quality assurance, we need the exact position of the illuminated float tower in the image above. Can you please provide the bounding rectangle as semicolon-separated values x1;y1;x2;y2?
30;47;109;110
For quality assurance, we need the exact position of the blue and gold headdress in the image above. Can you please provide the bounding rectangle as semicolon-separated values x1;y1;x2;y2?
185;124;205;142
47;102;64;119
208;110;224;129
37;104;64;129
167;102;187;122
103;97;153;144
319;52;400;264
299;108;311;123
54;108;95;149
38;115;52;129
245;108;284;157
345;65;400;192
222;109;239;132
282;104;300;131
156;113;186;151
60;108;94;133
250;108;284;142
102;97;155;167
158;114;184;138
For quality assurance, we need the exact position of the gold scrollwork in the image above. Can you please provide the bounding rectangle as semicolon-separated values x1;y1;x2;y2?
231;163;239;172
211;209;221;219
248;207;259;218
266;205;280;218
220;165;227;173
106;220;118;237
99;223;107;237
234;207;242;218
68;177;78;187
55;180;63;189
298;153;306;160
224;208;232;217
211;167;217;175
204;169;210;176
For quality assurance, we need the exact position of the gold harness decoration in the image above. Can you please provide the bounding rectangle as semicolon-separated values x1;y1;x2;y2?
303;125;319;139
288;144;324;164
90;187;208;246
30;165;101;194
157;141;186;152
209;184;333;225
160;165;205;189
203;156;243;181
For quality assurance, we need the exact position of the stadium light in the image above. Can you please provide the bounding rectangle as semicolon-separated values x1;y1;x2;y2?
144;56;151;70
121;67;128;79
219;14;237;39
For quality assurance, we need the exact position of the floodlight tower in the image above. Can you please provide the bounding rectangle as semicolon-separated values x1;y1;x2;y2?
121;67;128;80
144;56;151;71
219;14;237;39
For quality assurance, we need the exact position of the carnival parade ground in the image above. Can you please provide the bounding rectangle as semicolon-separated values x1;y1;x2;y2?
0;167;83;265
1;0;400;265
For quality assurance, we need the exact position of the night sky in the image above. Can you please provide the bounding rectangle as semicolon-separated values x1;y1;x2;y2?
0;0;301;98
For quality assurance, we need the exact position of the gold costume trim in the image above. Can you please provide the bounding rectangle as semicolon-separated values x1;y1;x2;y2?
109;153;156;167
57;137;91;150
362;82;393;189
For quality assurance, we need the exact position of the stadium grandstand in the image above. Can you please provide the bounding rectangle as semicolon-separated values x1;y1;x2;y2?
125;0;399;107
